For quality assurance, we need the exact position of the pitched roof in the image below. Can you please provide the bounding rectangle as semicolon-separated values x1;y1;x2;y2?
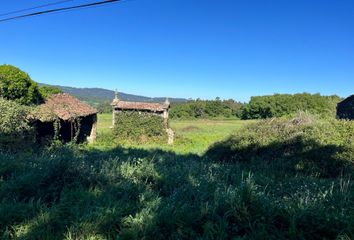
32;93;97;121
111;100;169;112
338;95;354;106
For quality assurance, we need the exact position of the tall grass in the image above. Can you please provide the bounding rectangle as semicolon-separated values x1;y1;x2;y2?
0;114;353;239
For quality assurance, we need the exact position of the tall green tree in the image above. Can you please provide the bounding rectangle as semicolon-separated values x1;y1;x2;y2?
0;65;42;105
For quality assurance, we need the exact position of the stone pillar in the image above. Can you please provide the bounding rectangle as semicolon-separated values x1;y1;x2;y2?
88;114;97;143
112;108;116;128
166;128;174;145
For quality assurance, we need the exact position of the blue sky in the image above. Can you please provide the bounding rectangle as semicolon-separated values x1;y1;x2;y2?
0;0;353;101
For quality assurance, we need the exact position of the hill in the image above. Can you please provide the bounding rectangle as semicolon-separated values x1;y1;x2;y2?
39;83;187;104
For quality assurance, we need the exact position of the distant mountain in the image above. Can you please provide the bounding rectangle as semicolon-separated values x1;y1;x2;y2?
39;83;187;104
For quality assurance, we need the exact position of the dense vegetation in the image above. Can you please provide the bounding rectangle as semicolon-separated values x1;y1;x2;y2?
241;93;341;119
0;65;42;105
38;85;63;98
170;99;243;119
0;99;34;151
113;112;167;143
0;114;353;239
0;65;64;106
207;112;354;177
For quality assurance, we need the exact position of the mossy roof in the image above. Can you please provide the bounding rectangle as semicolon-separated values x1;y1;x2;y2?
31;93;97;122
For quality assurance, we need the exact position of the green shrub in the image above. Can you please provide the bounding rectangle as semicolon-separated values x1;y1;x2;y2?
0;99;34;151
113;112;167;143
0;65;42;105
206;112;354;177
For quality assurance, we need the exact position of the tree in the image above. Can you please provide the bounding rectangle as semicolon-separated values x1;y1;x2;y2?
0;65;42;105
39;85;63;98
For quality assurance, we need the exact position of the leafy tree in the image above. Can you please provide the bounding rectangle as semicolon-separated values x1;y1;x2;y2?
241;93;341;119
0;65;42;105
39;85;63;98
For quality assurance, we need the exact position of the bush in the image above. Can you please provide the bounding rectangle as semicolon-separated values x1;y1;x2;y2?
206;112;354;177
241;93;341;119
113;112;167;143
0;65;42;105
0;99;34;151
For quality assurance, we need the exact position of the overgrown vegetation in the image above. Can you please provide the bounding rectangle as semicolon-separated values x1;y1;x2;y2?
170;99;243;119
113;112;167;143
0;113;353;239
0;65;63;107
0;65;42;105
207;113;354;177
38;85;63;98
0;99;34;151
241;93;341;119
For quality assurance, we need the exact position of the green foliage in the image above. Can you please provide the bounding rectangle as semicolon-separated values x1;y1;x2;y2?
113;112;167;143
0;99;34;151
207;112;354;177
38;85;63;98
95;101;112;114
241;93;341;119
170;99;243;119
0;65;42;105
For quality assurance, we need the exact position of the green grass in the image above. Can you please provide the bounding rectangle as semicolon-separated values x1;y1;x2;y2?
97;113;254;154
0;114;353;239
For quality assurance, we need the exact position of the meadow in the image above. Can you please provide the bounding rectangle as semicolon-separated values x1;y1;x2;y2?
0;113;353;239
96;113;253;154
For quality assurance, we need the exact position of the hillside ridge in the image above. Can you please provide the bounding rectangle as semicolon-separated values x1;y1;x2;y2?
39;83;187;103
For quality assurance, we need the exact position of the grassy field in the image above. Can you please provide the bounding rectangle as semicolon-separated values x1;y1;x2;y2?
97;113;254;154
0;114;353;239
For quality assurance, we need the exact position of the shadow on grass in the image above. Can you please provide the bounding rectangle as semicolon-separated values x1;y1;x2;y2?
205;135;354;178
0;139;353;239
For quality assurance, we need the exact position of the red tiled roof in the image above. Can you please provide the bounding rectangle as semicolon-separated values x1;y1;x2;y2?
33;93;97;121
111;100;169;112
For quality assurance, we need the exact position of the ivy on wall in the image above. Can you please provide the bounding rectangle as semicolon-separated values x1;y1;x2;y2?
113;111;167;143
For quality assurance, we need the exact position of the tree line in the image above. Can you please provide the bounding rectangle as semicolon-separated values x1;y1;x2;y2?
240;93;341;119
169;93;341;120
169;99;244;119
0;64;342;121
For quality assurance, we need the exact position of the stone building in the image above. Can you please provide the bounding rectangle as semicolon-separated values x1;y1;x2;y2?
31;93;98;143
110;91;170;126
110;90;174;144
337;95;354;120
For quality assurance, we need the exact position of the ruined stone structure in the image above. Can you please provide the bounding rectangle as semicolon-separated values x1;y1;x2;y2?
111;90;174;144
337;95;354;120
31;93;98;143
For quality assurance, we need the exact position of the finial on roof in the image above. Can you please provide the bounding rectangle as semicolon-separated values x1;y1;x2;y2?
114;89;119;100
164;97;170;105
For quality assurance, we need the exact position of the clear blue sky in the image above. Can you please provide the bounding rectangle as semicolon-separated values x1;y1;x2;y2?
0;0;353;101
